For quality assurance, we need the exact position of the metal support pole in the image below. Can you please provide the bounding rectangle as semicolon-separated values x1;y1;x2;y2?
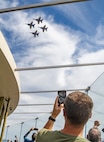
5;125;9;140
15;62;104;71
19;122;24;142
0;0;90;14
20;88;86;94
0;98;10;142
84;86;90;138
35;117;39;128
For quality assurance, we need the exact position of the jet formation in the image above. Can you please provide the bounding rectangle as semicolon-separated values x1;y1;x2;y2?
26;16;48;38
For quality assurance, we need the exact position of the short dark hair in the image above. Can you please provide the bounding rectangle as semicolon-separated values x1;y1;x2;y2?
87;128;101;142
64;91;93;125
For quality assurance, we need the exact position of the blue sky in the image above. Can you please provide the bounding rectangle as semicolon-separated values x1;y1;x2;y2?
1;0;104;141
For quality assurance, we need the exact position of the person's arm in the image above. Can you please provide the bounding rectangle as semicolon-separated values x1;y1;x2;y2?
24;128;38;138
24;129;31;138
43;96;64;130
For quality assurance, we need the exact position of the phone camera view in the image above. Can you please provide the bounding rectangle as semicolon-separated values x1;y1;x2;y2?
58;90;66;105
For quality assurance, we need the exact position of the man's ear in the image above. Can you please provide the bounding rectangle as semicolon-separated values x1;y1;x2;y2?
63;109;65;117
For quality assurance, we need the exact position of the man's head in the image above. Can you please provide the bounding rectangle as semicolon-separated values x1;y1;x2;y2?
94;120;100;127
32;132;36;141
64;91;93;125
87;128;101;142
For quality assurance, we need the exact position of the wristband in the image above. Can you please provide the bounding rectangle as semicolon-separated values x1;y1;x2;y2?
49;116;56;122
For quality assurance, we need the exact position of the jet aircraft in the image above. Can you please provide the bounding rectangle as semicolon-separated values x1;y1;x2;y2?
39;25;48;32
35;17;43;24
31;30;39;37
27;21;35;29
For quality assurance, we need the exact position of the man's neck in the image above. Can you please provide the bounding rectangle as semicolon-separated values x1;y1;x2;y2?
61;122;84;137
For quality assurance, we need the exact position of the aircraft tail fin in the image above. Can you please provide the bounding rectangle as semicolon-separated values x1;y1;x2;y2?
33;24;35;28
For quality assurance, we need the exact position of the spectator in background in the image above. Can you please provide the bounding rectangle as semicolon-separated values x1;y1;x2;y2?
24;127;38;142
14;135;18;142
87;120;101;142
7;140;12;142
87;128;101;142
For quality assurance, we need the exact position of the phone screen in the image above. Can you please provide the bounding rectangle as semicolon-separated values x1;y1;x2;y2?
58;90;66;105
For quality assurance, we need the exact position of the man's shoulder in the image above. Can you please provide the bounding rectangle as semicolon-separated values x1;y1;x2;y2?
37;129;89;141
38;128;59;134
76;137;90;142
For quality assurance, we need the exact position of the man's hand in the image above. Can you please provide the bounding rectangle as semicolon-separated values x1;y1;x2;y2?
30;127;34;131
51;96;64;119
94;120;100;127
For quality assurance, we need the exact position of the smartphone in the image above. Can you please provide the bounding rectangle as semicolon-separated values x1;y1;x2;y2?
58;90;66;105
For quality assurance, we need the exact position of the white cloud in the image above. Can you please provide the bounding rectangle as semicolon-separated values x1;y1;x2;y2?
94;24;104;45
53;2;95;33
0;0;18;8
